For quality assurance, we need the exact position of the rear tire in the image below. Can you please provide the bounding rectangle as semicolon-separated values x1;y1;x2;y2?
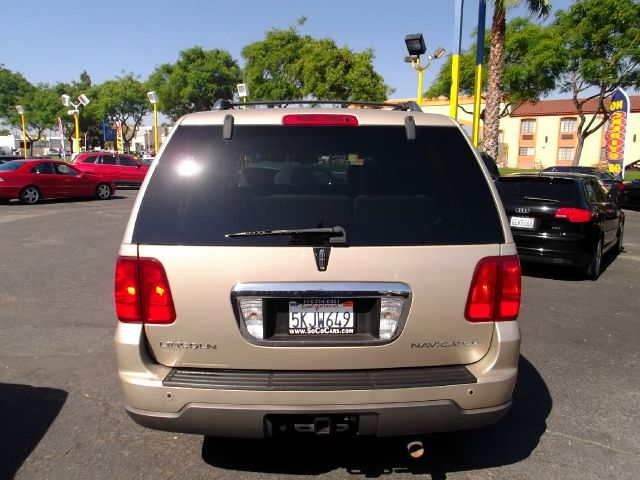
96;183;112;200
614;222;624;255
19;186;40;204
585;237;603;281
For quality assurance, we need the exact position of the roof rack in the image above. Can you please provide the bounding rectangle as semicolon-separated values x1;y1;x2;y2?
212;99;423;112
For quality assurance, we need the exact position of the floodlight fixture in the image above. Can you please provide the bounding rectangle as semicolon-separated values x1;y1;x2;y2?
432;47;446;59
78;94;90;106
16;105;25;115
405;33;426;57
147;91;158;104
61;94;71;107
237;83;249;98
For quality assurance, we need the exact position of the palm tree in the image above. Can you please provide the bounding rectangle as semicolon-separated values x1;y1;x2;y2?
482;0;551;160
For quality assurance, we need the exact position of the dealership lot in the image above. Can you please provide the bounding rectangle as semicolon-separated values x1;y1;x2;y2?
1;190;639;479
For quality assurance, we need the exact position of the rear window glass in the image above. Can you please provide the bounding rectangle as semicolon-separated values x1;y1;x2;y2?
133;125;503;246
496;176;578;203
0;160;25;171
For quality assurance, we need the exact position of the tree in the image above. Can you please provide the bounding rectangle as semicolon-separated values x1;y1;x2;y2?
91;74;150;150
426;17;563;116
242;20;391;102
298;39;389;101
483;0;551;160
5;85;59;155
148;47;242;121
0;65;34;120
553;0;640;165
242;25;307;101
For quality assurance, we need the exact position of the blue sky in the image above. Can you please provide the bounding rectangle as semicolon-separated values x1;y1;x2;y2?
4;0;575;100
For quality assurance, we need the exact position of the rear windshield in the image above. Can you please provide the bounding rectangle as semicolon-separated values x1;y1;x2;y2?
496;176;579;203
133;125;503;246
0;160;25;171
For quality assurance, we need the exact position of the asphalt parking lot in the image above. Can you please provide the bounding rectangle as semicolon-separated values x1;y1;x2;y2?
1;190;639;480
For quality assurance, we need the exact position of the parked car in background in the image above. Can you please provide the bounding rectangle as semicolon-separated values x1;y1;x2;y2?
621;179;640;209
0;155;23;164
115;100;522;441
0;159;115;204
542;165;625;200
496;172;624;279
71;152;149;187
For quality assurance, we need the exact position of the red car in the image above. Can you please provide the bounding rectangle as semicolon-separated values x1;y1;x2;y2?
72;152;149;186
0;159;115;204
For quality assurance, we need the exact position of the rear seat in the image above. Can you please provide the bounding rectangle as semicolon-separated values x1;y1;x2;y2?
353;195;436;234
253;195;352;226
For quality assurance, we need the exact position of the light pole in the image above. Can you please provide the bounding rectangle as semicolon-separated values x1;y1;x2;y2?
15;105;28;159
237;83;249;109
147;91;158;153
61;93;90;155
404;34;445;108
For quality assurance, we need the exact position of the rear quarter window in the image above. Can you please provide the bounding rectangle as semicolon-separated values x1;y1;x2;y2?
133;124;504;246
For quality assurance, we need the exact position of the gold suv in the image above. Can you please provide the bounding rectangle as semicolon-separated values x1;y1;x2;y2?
114;100;521;439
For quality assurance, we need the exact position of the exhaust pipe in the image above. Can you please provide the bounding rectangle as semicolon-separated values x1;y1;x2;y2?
407;439;424;459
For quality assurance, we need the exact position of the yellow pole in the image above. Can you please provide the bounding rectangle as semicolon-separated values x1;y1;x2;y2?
153;103;158;152
417;66;424;108
472;64;483;147
74;112;80;154
20;113;28;159
450;54;461;119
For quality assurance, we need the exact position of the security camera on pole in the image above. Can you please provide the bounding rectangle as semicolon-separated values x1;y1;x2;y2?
61;93;90;156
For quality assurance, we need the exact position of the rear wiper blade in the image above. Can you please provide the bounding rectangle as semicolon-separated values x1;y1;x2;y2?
226;226;347;244
523;196;559;203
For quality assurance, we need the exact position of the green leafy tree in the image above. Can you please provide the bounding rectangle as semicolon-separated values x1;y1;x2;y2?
148;47;242;121
0;65;34;120
553;0;640;165
91;74;150;150
242;25;307;101
299;39;389;101
7;85;59;155
483;0;551;160
427;18;563;116
242;20;390;102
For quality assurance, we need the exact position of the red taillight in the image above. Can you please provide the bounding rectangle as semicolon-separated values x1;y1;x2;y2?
115;257;141;322
465;256;521;322
282;114;359;126
114;256;175;324
555;208;592;223
618;183;625;191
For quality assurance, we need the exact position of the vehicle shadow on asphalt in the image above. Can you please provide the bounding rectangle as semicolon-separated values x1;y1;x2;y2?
200;356;550;478
521;251;619;281
0;383;68;479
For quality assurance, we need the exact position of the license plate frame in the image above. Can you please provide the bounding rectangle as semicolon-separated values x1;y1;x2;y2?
288;299;355;335
510;216;535;230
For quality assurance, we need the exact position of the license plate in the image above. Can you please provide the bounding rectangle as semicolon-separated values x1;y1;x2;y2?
288;300;354;335
510;216;535;229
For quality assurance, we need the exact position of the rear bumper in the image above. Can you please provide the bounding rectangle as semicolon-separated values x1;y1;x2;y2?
115;321;520;438
125;399;512;438
512;231;594;266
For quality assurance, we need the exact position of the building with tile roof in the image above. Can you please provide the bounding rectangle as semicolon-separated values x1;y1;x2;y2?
395;95;640;173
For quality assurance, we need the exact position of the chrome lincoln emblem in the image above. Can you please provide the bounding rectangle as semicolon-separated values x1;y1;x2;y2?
313;247;331;271
515;207;531;214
